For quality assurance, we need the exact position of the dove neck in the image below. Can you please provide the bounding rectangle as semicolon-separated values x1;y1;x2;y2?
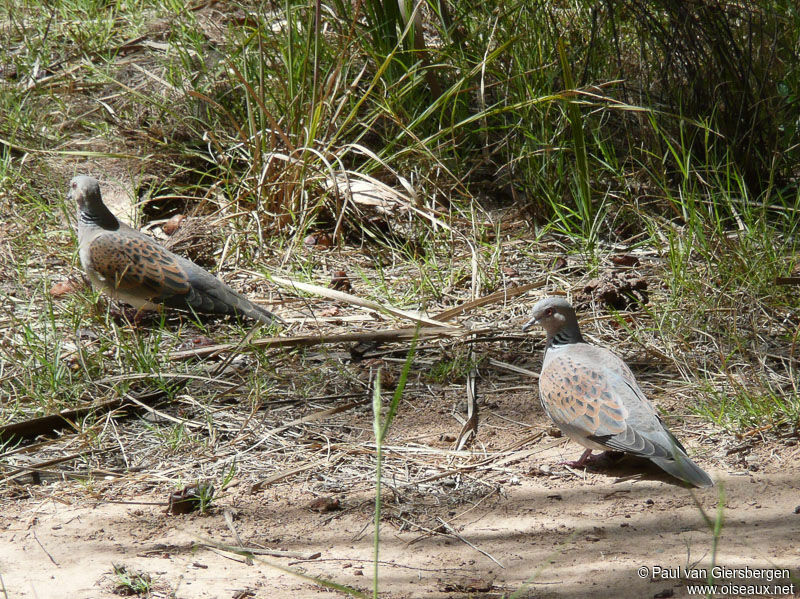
80;205;119;230
547;327;583;349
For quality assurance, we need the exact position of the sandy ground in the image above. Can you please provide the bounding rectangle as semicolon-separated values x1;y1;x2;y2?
2;5;798;595
3;415;799;599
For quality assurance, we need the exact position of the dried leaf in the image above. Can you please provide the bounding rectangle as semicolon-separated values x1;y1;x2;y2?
610;254;640;267
50;279;82;297
304;233;332;248
167;482;214;515
308;496;340;513
330;270;352;292
162;213;186;235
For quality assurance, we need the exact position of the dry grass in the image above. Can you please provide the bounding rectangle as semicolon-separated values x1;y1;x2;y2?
1;2;799;596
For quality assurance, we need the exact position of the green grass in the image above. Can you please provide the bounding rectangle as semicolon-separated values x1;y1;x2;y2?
371;334;416;598
1;0;797;438
428;350;481;384
1;1;799;594
112;564;152;596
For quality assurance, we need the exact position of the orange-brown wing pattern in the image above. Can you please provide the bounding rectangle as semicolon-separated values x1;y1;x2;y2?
88;232;191;300
539;353;628;438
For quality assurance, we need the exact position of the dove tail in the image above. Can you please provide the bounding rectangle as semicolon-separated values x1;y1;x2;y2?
236;298;284;326
207;286;283;325
177;266;284;326
650;452;713;488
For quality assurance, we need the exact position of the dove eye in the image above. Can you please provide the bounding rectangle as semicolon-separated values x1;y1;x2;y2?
545;308;553;316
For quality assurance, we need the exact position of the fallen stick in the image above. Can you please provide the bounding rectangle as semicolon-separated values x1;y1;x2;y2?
169;326;483;361
0;388;168;441
271;276;456;328
350;280;545;359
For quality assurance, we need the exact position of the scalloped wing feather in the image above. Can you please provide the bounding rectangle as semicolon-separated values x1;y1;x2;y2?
88;231;191;301
539;348;676;459
539;353;628;438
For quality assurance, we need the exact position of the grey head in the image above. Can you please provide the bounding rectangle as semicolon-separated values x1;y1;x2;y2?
68;175;119;230
522;296;584;345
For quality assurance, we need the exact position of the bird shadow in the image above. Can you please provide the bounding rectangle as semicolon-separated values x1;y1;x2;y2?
573;452;694;488
105;303;253;330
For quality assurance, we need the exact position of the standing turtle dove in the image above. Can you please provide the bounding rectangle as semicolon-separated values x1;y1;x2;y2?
523;297;712;488
70;175;282;325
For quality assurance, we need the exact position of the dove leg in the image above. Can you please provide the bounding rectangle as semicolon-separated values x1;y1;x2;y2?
560;449;623;468
131;307;153;327
560;448;595;468
109;303;158;327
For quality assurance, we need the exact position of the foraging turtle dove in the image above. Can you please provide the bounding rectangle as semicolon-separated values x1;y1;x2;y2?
523;297;712;487
70;175;282;325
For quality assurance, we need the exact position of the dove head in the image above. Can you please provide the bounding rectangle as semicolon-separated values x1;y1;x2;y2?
69;176;118;229
522;297;583;344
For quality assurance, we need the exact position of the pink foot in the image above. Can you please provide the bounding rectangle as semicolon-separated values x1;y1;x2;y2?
110;305;155;327
559;448;595;468
559;449;623;468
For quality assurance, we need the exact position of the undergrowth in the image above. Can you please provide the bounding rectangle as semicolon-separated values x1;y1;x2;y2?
1;0;797;455
0;0;799;593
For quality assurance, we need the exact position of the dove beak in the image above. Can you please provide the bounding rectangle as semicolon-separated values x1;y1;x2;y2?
522;315;539;332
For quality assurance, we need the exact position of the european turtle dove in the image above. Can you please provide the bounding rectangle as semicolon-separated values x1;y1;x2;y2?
70;175;282;325
523;297;712;487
